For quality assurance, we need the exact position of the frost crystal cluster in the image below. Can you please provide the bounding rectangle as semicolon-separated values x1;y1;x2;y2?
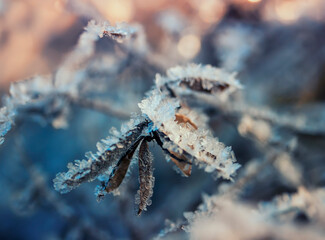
54;64;242;213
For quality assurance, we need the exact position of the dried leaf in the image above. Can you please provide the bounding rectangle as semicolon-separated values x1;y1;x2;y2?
136;140;154;215
155;64;242;99
153;131;192;177
178;77;230;94
175;113;198;130
53;118;149;194
102;22;137;42
169;151;192;177
105;141;140;193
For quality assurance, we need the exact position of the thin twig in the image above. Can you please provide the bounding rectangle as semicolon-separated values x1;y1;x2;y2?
69;95;131;119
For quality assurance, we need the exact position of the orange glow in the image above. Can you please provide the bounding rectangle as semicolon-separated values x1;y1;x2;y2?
262;0;324;24
275;0;299;24
248;0;261;3
177;34;201;59
198;0;226;24
0;0;76;85
93;0;134;22
54;0;64;12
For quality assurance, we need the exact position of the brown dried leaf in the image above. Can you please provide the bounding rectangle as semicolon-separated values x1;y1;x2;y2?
169;151;192;177
105;141;141;193
175;113;198;130
137;140;154;215
153;130;193;177
179;77;230;94
103;31;126;41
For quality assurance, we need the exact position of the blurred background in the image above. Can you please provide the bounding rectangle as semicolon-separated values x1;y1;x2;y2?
0;0;325;239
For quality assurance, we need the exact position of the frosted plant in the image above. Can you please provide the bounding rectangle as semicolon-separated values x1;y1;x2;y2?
156;64;243;101
0;102;15;145
183;192;325;240
2;2;325;239
0;20;138;145
259;187;325;224
55;20;139;95
0;76;69;145
154;219;185;240
54;64;241;214
199;94;325;137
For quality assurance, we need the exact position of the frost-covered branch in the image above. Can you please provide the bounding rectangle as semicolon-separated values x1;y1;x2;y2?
156;64;243;100
54;64;242;213
0;20;139;145
201;96;325;136
184;191;325;240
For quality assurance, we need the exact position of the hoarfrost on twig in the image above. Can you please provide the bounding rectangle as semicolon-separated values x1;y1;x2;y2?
0;20;139;145
54;64;241;211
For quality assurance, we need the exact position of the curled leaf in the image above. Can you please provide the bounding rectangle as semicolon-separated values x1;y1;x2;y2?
155;64;242;99
175;113;198;130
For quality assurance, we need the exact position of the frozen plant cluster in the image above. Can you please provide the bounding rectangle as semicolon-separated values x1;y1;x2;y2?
0;20;139;145
182;188;325;240
54;63;242;213
1;1;325;239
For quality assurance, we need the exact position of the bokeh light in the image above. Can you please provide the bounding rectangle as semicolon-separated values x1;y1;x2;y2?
177;34;201;59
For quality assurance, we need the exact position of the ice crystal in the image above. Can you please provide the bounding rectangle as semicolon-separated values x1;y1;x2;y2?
157;115;239;180
138;89;180;130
